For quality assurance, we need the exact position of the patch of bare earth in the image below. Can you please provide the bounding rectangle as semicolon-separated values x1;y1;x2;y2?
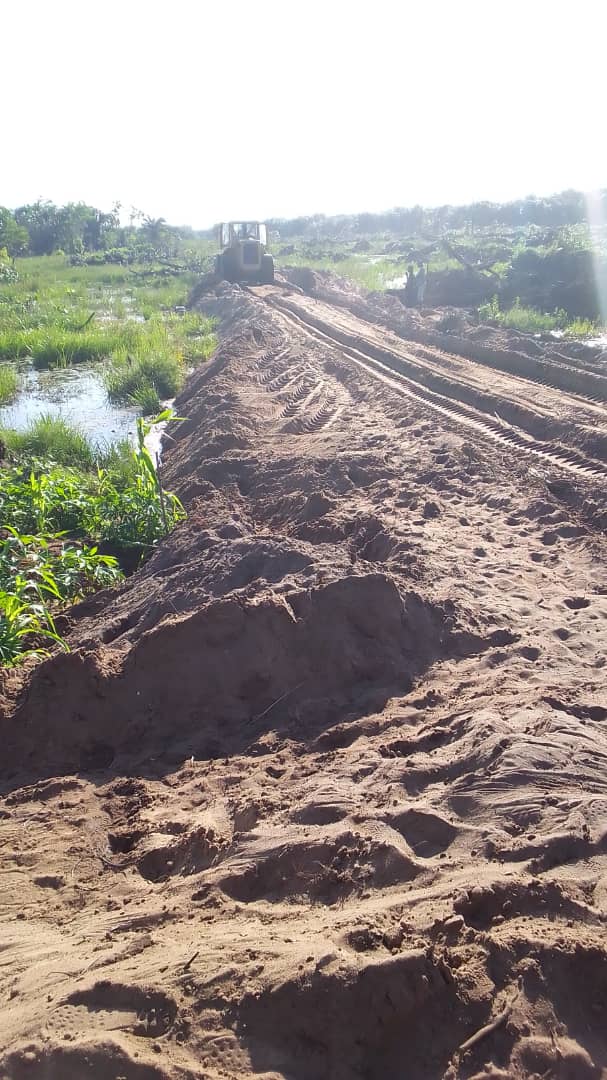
0;281;606;1079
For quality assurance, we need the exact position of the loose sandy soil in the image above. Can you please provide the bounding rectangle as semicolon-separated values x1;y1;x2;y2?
0;275;606;1080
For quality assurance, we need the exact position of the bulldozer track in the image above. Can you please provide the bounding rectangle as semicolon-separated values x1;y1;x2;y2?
252;289;607;482
256;346;297;383
291;291;607;407
266;368;301;392
403;338;607;410
281;378;320;417
274;295;607;421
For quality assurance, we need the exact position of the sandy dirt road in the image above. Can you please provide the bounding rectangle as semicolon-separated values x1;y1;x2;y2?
0;278;606;1079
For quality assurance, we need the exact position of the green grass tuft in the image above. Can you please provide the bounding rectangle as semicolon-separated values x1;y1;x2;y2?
0;365;18;405
497;303;563;333
128;383;162;415
105;349;183;405
0;325;125;367
1;414;94;468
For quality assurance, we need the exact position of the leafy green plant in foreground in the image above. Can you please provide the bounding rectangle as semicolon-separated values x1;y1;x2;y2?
0;410;186;664
0;421;185;548
0;591;61;666
0;528;121;666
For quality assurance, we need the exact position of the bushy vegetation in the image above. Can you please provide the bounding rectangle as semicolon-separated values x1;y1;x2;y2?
267;190;607;329
1;417;184;552
0;531;121;665
276;225;606;331
478;296;598;336
267;189;606;240
0;412;185;665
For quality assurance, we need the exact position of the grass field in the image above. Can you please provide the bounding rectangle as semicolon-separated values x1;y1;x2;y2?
0;255;216;410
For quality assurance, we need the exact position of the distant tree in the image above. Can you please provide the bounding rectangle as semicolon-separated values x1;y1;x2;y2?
14;201;61;254
0;207;29;255
14;200;121;254
81;208;120;250
140;216;184;258
142;216;168;247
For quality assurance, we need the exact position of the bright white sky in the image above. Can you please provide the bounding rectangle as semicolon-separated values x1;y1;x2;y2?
4;0;605;228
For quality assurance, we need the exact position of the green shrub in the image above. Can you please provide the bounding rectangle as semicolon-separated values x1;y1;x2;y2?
0;529;121;666
565;317;598;338
0;410;186;664
478;296;501;322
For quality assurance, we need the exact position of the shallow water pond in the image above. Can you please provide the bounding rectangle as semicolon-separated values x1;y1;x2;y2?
0;361;140;448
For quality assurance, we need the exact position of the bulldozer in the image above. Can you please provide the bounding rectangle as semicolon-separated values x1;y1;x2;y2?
214;222;274;285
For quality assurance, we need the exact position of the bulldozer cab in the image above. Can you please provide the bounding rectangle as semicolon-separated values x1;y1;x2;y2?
214;221;274;285
219;222;268;248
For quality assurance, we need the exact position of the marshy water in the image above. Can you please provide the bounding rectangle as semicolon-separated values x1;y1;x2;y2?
0;360;140;449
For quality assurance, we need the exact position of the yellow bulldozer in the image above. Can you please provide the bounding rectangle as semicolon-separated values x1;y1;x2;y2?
214;222;274;285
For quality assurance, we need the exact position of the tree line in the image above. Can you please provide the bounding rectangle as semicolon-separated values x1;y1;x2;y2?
268;189;606;239
2;189;606;260
0;201;197;258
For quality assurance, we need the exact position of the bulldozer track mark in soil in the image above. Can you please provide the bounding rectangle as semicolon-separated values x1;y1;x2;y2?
268;294;607;430
255;346;296;384
277;281;607;407
280;378;322;418
283;396;340;435
266;368;305;392
406;337;607;412
255;290;607;482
